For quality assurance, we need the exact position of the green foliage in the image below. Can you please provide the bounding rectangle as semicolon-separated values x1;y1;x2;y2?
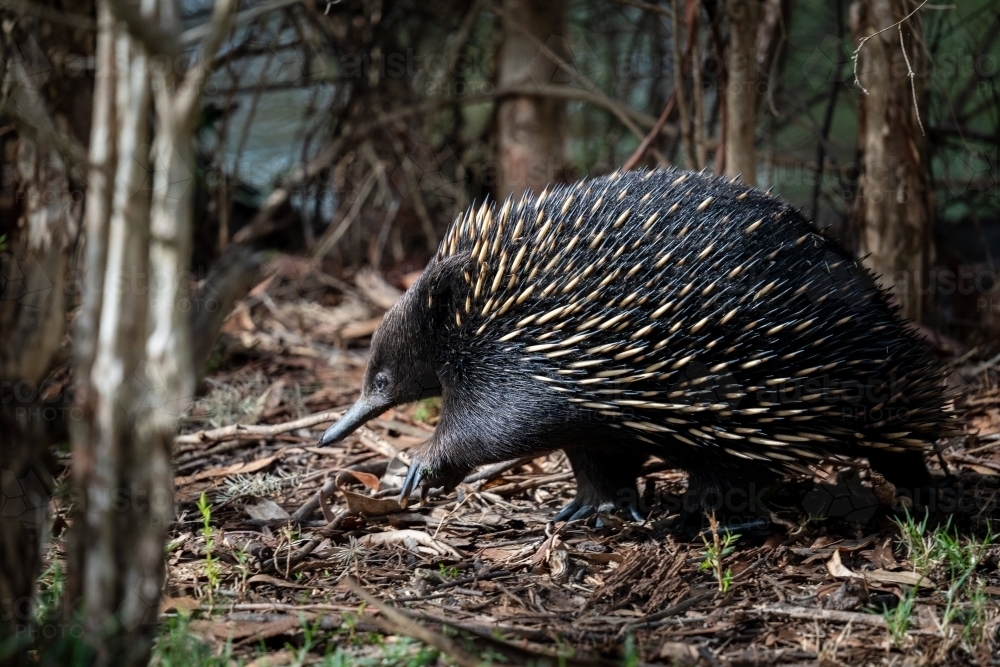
621;634;641;667
438;563;460;579
412;397;440;424
891;511;997;647
197;492;220;605
151;614;236;667
699;515;740;594
884;586;917;648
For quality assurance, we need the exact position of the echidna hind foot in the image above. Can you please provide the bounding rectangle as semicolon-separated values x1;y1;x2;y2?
554;448;649;523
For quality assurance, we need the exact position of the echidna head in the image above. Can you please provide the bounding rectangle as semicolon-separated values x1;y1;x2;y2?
319;272;444;446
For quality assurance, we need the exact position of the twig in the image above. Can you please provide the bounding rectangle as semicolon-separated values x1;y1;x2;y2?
463;456;536;484
898;26;925;136
753;602;887;627
174;409;343;445
945;453;1000;473
176;0;239;130
619;591;717;634
312;169;379;258
487;472;575;497
622;92;677;171
343;578;483;667
852;0;929;95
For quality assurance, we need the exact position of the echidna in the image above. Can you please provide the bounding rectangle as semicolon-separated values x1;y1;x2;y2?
320;168;952;523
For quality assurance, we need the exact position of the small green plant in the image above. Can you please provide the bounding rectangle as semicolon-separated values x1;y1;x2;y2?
884;586;917;647
622;633;641;667
233;545;251;596
893;512;997;645
0;234;8;252
962;579;991;644
34;560;65;623
196;492;220;605
151;613;234;667
412;397;440;424
438;563;460;579
699;513;740;593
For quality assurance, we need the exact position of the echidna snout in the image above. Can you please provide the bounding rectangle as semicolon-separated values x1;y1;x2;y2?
320;168;953;523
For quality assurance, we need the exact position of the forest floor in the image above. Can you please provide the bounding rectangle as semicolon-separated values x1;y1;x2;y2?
48;255;1000;666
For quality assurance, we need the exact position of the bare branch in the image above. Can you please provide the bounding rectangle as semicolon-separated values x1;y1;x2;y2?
176;0;239;129
105;0;181;61
852;0;928;94
899;25;925;136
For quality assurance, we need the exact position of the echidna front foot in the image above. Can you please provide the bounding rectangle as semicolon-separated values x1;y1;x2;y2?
555;448;648;524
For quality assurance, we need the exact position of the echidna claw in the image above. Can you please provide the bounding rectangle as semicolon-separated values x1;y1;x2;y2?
555;499;647;524
399;464;424;506
554;501;597;523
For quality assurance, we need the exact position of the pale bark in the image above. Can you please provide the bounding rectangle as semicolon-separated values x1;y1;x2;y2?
850;0;931;323
63;0;237;662
725;0;760;185
494;0;568;200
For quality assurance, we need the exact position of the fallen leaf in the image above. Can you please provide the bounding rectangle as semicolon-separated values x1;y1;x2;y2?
826;550;857;579
360;529;462;558
827;550;933;588
870;537;900;570
341;489;403;516
865;569;934;589
159;596;200;613
479;546;526;562
344;470;381;491
245;498;290;521
174;456;276;485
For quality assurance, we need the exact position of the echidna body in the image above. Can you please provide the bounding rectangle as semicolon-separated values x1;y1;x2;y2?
321;168;952;521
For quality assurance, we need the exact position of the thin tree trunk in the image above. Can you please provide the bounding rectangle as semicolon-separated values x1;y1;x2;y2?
725;0;760;185
849;0;931;323
494;0;568;200
63;0;236;663
672;0;696;170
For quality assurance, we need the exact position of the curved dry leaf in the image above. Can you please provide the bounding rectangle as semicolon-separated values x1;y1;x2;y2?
360;529;462;558
341;488;403;516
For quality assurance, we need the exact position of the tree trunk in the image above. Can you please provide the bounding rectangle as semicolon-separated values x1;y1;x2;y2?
849;0;931;323
0;19;83;665
494;0;568;200
725;0;760;185
62;0;235;663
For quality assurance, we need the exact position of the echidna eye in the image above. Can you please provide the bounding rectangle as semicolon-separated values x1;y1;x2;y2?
373;373;388;393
